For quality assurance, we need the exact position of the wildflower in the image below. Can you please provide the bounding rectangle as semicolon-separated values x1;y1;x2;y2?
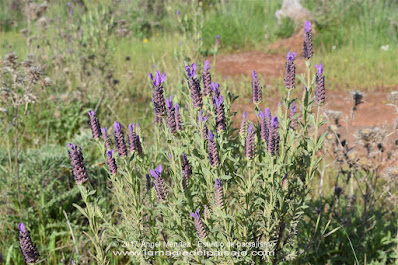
182;154;192;191
165;96;177;134
150;165;167;200
190;210;207;239
136;135;143;156
314;63;325;105
128;123;138;153
207;130;219;167
252;70;262;103
211;81;221;100
175;103;183;131
149;71;167;122
202;61;212;97
215;35;220;47
240;111;248;137
176;10;180;16
18;223;40;264
214;179;225;208
258;108;271;145
289;101;297;129
101;127;112;150
285;51;296;89
282;173;288;191
268;116;280;156
88;110;102;139
199;110;208;139
186;63;202;108
67;143;88;185
303;20;314;59
106;150;117;175
213;95;226;132
114;121;128;157
245;124;256;159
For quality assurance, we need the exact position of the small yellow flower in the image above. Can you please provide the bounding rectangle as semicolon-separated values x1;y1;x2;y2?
156;33;159;37
143;38;148;43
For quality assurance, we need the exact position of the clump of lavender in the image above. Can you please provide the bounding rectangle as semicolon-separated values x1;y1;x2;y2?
165;96;177;134
199;110;208;139
314;63;325;105
128;123;138;153
181;154;192;191
303;20;314;59
268;116;280;156
190;210;207;239
240;111;248;137
186;63;202;108
285;51;296;89
213;95;226;132
19;223;40;264
245;124;256;159
67;143;88;185
202;60;212;97
175;103;183;131
150;165;167;200
252;70;262;104
149;71;167;122
101;127;112;150
214;179;225;208
207;130;219;167
88;110;102;140
106;149;117;175
289;101;297;129
114;121;128;157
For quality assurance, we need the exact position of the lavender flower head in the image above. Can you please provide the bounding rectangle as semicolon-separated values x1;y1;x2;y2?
19;223;40;264
88;110;102;139
165;95;173;110
101;127;112;150
165;96;177;133
245;123;256;159
268;116;280;156
202;60;212;96
259;108;271;144
198;109;208;139
285;51;296;89
181;153;192;191
175;103;183;131
106;149;117;175
149;71;167;121
211;82;221;99
114;121;128;157
186;63;202;108
213;95;226;132
67;143;88;185
303;20;314;59
240;111;248;136
215;35;220;46
214;178;225;208
315;63;325;105
252;70;262;103
207;130;219;167
190;209;207;239
150;165;167;200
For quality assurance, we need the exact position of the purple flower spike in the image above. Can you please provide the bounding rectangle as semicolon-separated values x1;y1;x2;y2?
211;82;221;99
315;63;324;75
114;122;128;157
245;124;256;159
101;127;112;150
303;21;314;59
268;116;280;156
315;64;325;105
106;149;117;175
304;20;312;33
202;61;212;96
258;108;271;143
285;52;296;89
128;124;137;153
213;95;226;132
215;35;220;46
214;179;225;208
176;10;180;16
207;130;219;167
175;103;183;131
240;111;248;136
88;110;102;139
181;153;192;191
166;96;177;134
190;209;207;239
198;110;208;139
68;144;88;185
252;70;262;103
186;63;202;108
150;165;167;200
19;223;39;263
289;101;297;130
149;71;167;122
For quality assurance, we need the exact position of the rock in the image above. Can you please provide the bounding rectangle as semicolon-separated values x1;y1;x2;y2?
275;0;312;25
